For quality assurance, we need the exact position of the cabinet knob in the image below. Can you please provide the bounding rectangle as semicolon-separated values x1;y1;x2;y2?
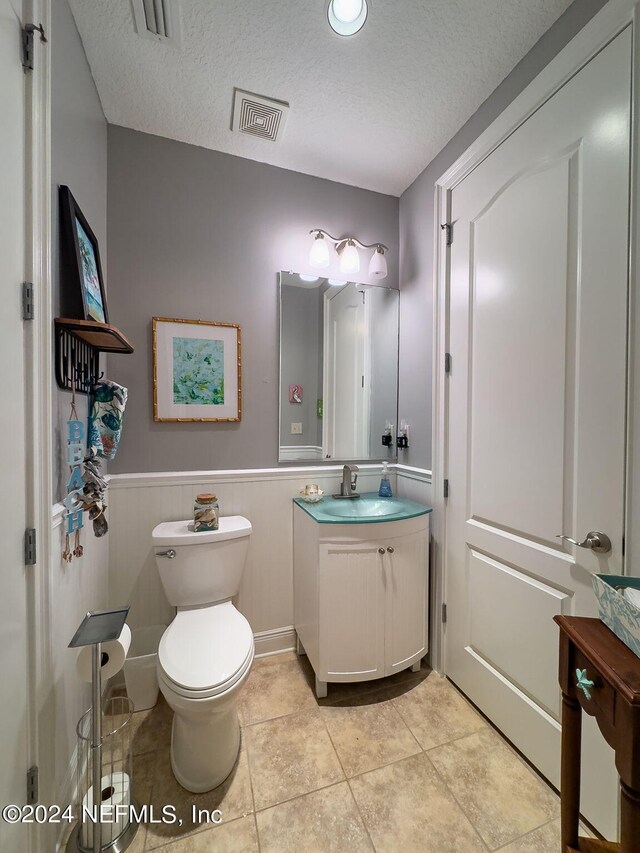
576;668;595;700
378;548;386;555
387;546;395;554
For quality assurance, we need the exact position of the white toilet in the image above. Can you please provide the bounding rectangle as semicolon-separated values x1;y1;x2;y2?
152;516;254;793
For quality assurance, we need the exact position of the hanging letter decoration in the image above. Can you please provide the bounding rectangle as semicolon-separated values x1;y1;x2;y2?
63;406;85;562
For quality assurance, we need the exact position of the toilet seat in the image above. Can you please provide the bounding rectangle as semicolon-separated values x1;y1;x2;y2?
158;602;254;699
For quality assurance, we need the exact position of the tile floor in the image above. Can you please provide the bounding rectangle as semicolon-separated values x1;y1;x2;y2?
105;651;590;853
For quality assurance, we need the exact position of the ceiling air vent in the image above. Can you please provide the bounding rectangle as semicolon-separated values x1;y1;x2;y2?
131;0;181;45
232;89;289;143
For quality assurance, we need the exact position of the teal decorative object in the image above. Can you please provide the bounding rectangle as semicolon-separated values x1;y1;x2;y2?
592;574;640;658
575;668;595;700
88;379;128;460
63;409;85;562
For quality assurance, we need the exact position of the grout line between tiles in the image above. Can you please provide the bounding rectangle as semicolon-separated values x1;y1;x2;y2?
492;816;560;852
319;711;378;853
252;811;261;853
242;729;261;853
443;678;563;801
423;737;558;853
421;749;491;852
252;777;353;815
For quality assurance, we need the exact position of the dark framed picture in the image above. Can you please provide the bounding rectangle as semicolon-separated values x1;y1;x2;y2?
59;185;109;324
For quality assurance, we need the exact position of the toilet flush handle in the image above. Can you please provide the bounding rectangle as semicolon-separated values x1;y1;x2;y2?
156;549;176;559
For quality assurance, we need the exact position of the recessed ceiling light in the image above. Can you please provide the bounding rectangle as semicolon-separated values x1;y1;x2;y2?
299;274;320;282
327;0;368;37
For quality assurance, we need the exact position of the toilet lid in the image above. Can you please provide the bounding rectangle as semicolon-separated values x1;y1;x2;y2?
158;602;254;693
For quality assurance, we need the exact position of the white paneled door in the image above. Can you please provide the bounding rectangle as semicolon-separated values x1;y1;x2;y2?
0;1;29;851
445;28;631;837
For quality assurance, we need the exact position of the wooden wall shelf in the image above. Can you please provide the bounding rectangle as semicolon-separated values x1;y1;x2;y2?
54;318;134;393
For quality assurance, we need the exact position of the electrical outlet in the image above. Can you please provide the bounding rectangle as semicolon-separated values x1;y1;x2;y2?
291;423;303;435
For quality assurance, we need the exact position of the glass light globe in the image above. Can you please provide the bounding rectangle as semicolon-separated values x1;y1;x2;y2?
332;0;363;23
340;241;360;275
368;247;388;279
328;0;368;36
309;234;330;268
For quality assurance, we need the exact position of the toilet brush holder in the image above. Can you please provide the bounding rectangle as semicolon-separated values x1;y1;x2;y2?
66;608;139;853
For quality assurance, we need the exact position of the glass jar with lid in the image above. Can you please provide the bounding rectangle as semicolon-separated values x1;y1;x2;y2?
194;493;219;532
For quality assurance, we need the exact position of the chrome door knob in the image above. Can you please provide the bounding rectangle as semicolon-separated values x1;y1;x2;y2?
556;532;611;554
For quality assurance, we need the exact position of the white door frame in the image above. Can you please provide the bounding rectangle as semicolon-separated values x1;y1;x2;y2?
432;0;640;675
23;0;52;848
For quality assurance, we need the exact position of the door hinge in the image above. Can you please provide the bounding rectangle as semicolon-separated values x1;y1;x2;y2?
22;23;47;72
444;352;452;374
443;479;449;499
26;766;38;805
442;603;447;624
441;222;454;246
22;282;34;320
25;528;37;566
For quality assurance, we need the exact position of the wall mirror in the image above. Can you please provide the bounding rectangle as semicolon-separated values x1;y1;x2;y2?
279;271;399;463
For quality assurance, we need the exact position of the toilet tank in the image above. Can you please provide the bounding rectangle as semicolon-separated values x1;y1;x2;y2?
151;516;252;608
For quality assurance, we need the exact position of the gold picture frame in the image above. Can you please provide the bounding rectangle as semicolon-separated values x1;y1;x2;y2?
153;317;242;422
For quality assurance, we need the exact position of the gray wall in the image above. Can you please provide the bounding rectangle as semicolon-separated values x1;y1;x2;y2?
368;285;399;460
397;0;607;470
47;1;110;843
107;127;399;473
52;0;107;498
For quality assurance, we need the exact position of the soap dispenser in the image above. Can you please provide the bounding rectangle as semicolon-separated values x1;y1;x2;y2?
378;462;393;498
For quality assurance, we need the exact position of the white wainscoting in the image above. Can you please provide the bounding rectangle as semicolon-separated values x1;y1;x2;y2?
107;464;432;656
107;466;393;645
278;446;323;461
395;464;432;502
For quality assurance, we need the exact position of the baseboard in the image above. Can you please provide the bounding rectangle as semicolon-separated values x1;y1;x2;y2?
253;626;296;658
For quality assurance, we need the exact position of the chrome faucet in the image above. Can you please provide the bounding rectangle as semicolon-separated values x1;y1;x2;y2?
334;464;360;499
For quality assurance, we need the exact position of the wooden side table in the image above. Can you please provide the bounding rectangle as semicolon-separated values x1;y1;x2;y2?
555;616;640;853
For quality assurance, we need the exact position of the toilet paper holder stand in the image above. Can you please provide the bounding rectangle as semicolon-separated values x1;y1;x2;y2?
67;607;139;853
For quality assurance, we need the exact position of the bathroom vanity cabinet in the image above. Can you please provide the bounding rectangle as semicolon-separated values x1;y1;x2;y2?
293;502;430;698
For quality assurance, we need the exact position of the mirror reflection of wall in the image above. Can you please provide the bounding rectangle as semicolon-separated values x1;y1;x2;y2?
279;272;399;463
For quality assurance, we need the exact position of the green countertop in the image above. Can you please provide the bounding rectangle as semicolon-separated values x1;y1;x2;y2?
293;492;433;524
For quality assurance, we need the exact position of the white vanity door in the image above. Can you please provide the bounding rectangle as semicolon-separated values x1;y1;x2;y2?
384;527;429;674
319;542;386;681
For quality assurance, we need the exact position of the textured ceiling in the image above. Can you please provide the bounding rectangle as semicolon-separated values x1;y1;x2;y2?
68;0;573;196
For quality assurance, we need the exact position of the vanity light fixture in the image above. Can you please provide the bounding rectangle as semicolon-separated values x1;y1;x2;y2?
308;229;389;280
327;0;368;36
